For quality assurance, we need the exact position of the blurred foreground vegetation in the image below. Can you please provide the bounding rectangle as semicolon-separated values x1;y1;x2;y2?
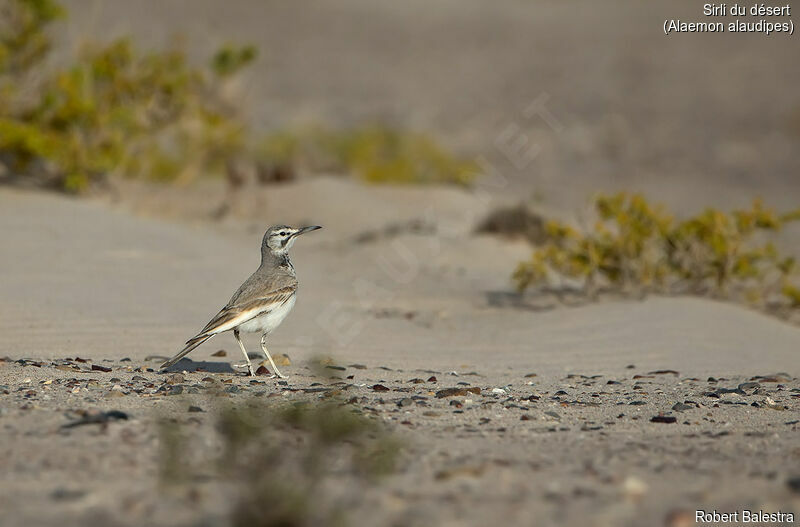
160;398;401;527
514;193;800;317
0;0;473;191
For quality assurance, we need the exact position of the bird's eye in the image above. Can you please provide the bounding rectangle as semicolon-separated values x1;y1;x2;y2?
280;231;287;236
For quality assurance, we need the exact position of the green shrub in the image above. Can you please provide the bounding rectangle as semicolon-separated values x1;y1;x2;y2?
0;0;254;191
259;125;476;186
513;193;800;314
1;0;472;191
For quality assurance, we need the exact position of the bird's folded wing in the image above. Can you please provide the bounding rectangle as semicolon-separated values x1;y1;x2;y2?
195;284;297;338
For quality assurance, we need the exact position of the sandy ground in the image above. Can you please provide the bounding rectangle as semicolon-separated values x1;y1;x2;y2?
1;183;799;526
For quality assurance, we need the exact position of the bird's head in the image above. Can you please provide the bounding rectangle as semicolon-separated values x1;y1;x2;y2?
262;225;322;255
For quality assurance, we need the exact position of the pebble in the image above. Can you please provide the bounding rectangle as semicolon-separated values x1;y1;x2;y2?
650;415;677;424
737;382;760;394
622;476;648;500
188;406;204;413
165;373;185;385
435;387;480;398
491;388;507;395
544;410;561;421
787;476;800;494
372;384;390;392
671;402;694;412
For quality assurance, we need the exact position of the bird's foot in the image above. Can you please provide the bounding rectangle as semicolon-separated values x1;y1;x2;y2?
234;362;256;376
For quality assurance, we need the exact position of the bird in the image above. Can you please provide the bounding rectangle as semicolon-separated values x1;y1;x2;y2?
161;225;321;377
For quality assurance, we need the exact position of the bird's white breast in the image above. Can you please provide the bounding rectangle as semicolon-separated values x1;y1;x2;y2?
237;294;297;334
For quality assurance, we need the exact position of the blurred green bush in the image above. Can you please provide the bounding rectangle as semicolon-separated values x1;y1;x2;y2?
0;0;474;191
514;193;800;315
0;0;253;191
259;125;477;186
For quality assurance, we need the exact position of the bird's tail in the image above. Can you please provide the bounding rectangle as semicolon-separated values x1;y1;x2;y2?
160;334;213;370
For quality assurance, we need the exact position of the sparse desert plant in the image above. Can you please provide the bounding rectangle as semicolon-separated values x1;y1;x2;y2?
1;1;473;192
0;0;254;191
159;398;401;527
258;125;477;186
513;193;800;316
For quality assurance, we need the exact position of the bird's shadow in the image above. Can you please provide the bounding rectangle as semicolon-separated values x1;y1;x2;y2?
161;359;236;374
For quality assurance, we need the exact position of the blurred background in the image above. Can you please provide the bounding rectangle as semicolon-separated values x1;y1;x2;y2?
24;0;799;211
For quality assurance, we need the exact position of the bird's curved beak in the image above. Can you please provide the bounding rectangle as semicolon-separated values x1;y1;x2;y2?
295;225;322;237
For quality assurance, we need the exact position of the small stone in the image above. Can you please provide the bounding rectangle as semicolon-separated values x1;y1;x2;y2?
255;366;270;376
326;365;346;371
211;350;227;357
348;364;367;370
167;385;184;396
104;390;125;398
187;406;204;413
665;509;694;527
764;397;784;410
520;414;531;421
275;354;291;366
396;398;414;408
648;370;679;376
751;373;791;383
544;410;561;420
554;390;568;396
787;476;800;494
427;376;437;383
650;415;677;424
491;388;507;395
524;373;537;378
371;384;390;392
165;373;185;385
622;476;648;500
225;385;240;394
671;402;694;412
435;387;480;398
738;382;760;394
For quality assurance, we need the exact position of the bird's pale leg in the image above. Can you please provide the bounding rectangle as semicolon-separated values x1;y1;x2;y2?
233;329;256;376
260;333;287;379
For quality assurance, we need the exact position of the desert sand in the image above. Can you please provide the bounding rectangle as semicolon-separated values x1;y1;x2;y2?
1;181;798;527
